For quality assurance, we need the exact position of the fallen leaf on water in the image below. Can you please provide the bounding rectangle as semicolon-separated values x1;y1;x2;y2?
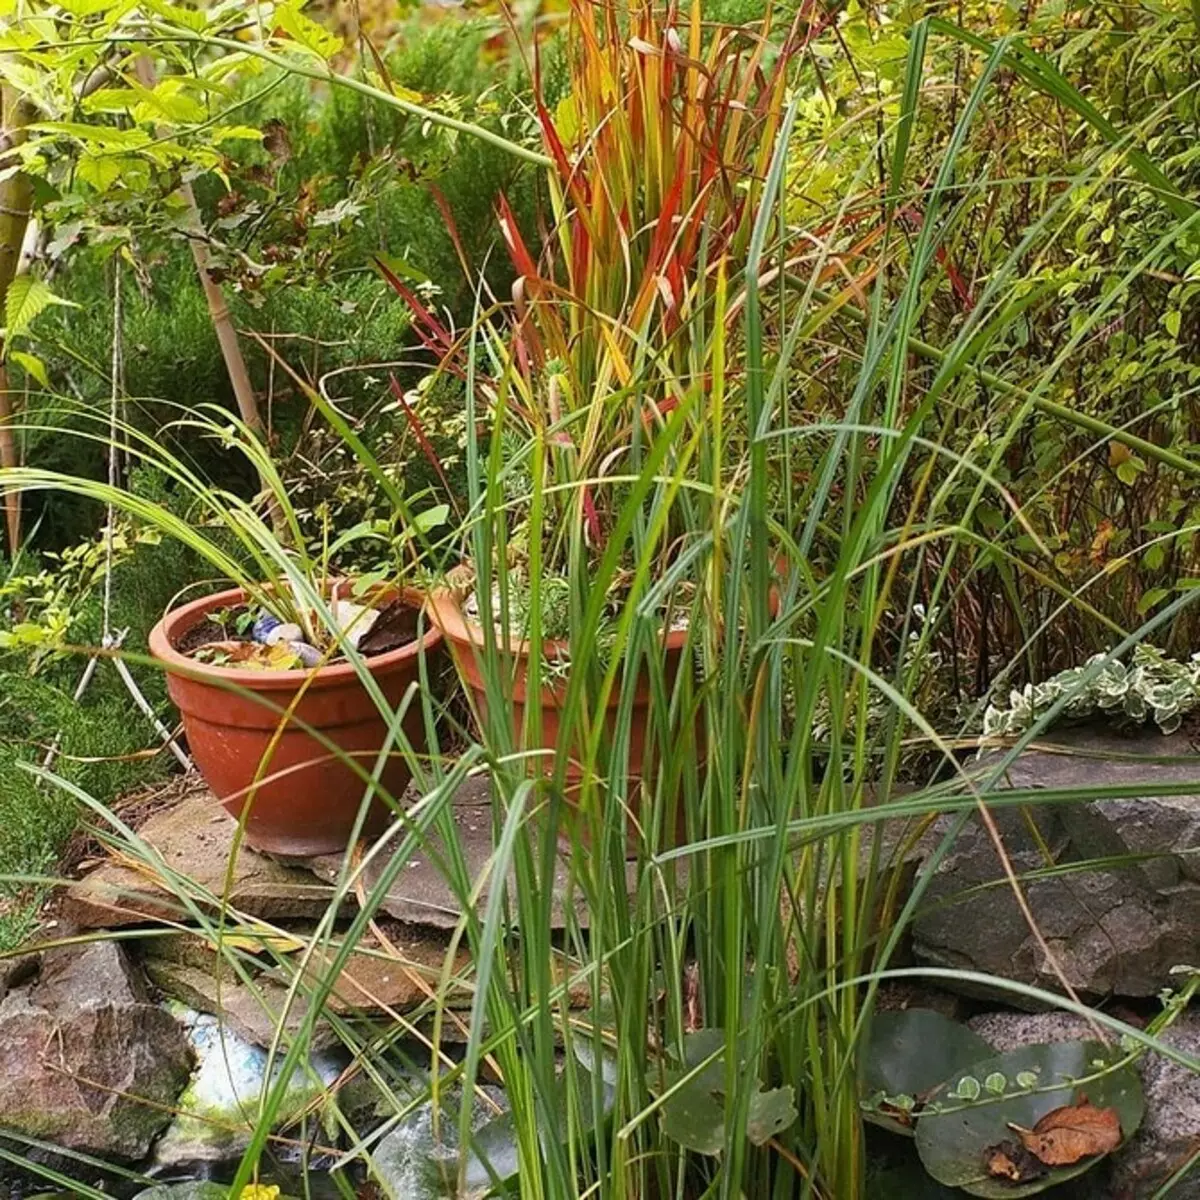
1009;1099;1121;1166
983;1139;1048;1183
877;1099;917;1128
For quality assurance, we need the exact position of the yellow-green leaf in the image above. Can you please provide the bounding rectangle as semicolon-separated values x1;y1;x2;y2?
131;77;207;124
1137;587;1170;615
1116;455;1146;486
139;0;207;29
5;276;78;339
1164;309;1183;339
0;58;48;99
212;125;266;144
29;121;151;151
80;88;138;116
57;0;133;15
76;152;148;191
220;932;305;953
140;0;208;30
9;350;49;388
274;1;342;59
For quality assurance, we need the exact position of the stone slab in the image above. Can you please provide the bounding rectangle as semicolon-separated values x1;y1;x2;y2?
912;726;1200;999
62;774;639;934
60;785;345;928
264;927;471;1015
137;925;471;1019
307;774;641;930
142;957;337;1051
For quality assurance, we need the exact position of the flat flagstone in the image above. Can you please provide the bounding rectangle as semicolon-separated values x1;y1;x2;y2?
61;781;346;928
62;773;646;934
262;925;472;1015
142;957;338;1050
306;774;642;930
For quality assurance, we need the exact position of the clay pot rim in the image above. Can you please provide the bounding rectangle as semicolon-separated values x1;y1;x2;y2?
426;587;692;659
149;583;442;691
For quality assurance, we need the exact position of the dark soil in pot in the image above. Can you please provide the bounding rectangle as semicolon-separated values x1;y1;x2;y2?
172;598;421;664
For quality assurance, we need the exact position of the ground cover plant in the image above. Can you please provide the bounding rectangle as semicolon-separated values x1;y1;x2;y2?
4;1;1200;1198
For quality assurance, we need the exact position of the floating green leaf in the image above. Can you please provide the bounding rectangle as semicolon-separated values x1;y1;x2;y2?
658;1029;797;1157
747;1086;798;1146
861;1009;992;1136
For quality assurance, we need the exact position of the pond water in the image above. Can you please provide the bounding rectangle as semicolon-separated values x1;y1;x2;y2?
0;1153;358;1200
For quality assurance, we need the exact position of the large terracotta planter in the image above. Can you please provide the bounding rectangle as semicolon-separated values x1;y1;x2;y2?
149;586;441;857
427;589;693;843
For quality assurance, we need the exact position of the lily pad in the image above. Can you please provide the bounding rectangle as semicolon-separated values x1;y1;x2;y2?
861;1009;992;1136
659;1029;797;1156
914;1039;1144;1198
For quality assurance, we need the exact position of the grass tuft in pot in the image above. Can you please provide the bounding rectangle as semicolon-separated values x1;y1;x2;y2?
3;402;450;856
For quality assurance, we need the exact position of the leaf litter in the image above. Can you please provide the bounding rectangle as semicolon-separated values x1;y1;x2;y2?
984;1098;1122;1181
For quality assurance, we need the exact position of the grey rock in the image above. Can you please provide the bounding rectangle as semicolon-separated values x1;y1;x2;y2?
912;727;1200;999
0;942;193;1159
967;1010;1100;1053
35;940;147;1007
1111;1011;1200;1199
873;981;966;1021
152;1008;344;1169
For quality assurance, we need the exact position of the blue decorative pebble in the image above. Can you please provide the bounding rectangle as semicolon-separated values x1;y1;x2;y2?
289;641;322;668
251;612;283;643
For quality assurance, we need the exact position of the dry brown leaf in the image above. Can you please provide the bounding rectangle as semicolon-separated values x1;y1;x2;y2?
1009;1099;1122;1166
877;1100;916;1129
983;1140;1048;1183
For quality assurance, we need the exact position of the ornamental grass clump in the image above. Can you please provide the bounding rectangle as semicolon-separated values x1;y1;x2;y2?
395;0;799;620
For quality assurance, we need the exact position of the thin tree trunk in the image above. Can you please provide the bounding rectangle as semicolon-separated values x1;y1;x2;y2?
0;86;34;556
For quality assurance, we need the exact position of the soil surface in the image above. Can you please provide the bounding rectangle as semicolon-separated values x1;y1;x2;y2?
173;605;253;656
170;598;421;662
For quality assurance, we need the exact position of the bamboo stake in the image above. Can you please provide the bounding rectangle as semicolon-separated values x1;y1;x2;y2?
0;86;34;556
133;57;265;441
178;177;265;437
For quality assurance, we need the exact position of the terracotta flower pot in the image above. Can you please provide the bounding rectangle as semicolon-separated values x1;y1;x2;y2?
149;585;441;857
427;589;693;843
